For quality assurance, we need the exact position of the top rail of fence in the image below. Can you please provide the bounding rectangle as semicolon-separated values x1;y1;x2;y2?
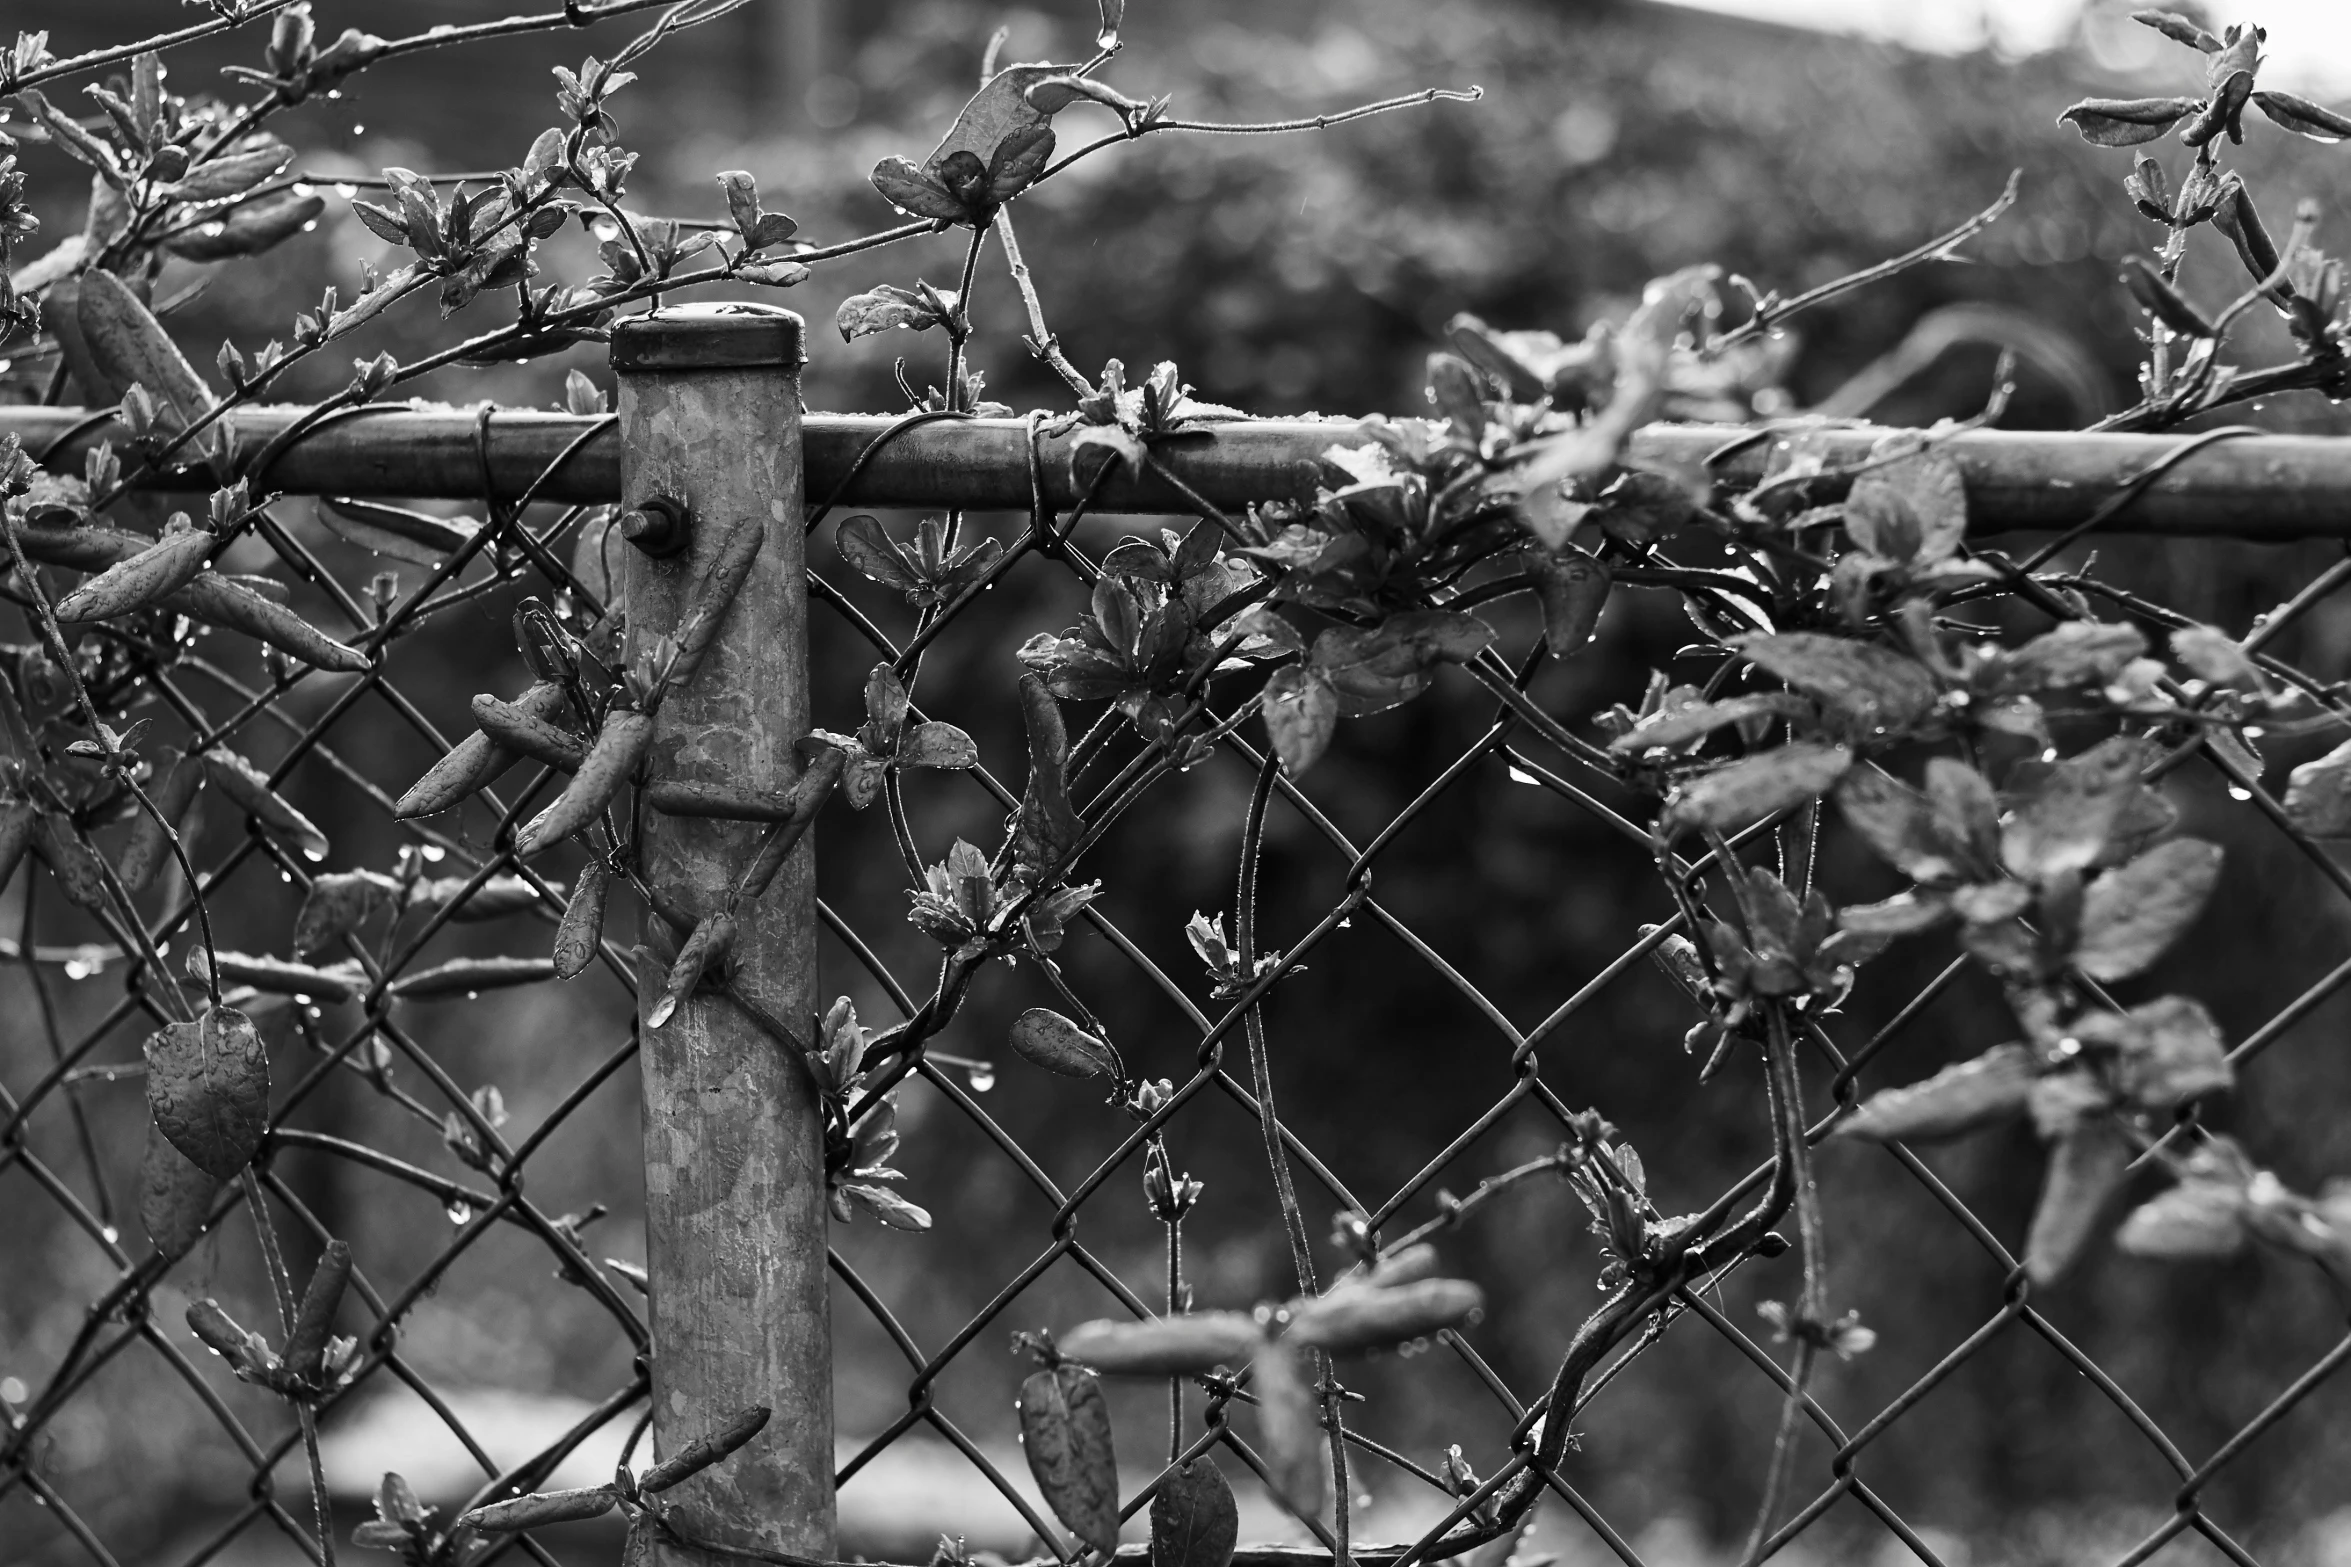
7;404;2351;536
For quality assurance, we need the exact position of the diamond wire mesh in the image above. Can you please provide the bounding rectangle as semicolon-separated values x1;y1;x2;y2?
4;404;2351;1567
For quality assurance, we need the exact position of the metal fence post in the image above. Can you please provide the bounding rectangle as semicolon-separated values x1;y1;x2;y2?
610;304;834;1563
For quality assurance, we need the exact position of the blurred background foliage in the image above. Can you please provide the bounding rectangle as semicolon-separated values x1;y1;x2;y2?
7;2;2351;1564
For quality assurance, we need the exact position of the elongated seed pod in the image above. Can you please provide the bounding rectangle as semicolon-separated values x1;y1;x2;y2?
167;573;370;673
203;750;329;860
1056;1313;1264;1376
737;746;846;902
190;947;364;1004
470;692;589;771
281;1239;352;1378
395;681;569;819
513;709;654;858
118;750;205;892
637;1406;771;1494
648;913;736;1029
552;860;612;979
389;956;557;999
663;513;767;691
643;777;796;820
459;1488;620;1533
1285;1278;1483;1353
0;804;39;893
55;525;213;622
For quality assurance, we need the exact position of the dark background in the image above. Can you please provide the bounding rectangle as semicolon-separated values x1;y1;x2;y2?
6;2;2351;1564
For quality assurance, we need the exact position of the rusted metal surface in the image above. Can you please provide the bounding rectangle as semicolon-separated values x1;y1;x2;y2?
12;401;2351;535
614;305;835;1564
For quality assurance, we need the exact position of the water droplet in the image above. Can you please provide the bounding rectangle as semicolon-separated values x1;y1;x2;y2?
302;848;326;863
63;957;97;980
446;1198;474;1225
2228;784;2252;801
300;220;318;235
291;183;315;198
99;1225;118;1245
279;872;292;884
333;181;357;199
0;1376;27;1404
2040;747;2059;762
422;845;446;862
464;991;479;1002
350;123;365;136
1338;916;1352;928
967;1062;995;1092
1506;765;1538;786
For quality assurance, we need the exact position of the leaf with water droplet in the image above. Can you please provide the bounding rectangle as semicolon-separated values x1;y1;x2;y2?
1008;1008;1119;1080
138;1123;221;1259
145;1004;270;1180
1150;1458;1237;1567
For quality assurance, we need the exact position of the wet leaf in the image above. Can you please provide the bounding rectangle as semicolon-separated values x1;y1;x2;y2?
145;1004;270;1180
1521;546;1611;657
1660;743;1851;837
1020;1364;1121;1553
553;861;612;979
118;751;204;893
2072;838;2222;981
2006;622;2148;691
1845;442;1967;565
1013;675;1081;878
2080;994;2231;1109
204;750;329;860
836;283;956;342
2117;1177;2247;1260
319;496;477;567
515;709;654;857
841;1182;932;1230
293;869;399;957
2025;1118;2133;1286
2000;741;2147;880
389;956;557;998
2251;89;2351;143
1834;1044;2036;1143
1263;665;1339;775
165;189;325;262
139;1123;221;1258
2059;95;2203;147
55;525;213;621
1150;1459;1238;1567
1732;632;1936;734
1008;1008;1120;1079
282;1239;351;1378
74;268;216;425
1835;766;1956;882
650;913;735;1029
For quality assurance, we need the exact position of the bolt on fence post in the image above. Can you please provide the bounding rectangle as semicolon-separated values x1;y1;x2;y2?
610;304;835;1563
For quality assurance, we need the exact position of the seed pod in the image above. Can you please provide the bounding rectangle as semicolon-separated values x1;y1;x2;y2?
458;1487;621;1533
409;874;549;923
471;692;588;771
34;813;113;914
55;524;213;622
552;861;612;979
203;749;329;861
191;948;363;1005
736;746;846;902
1252;1337;1325;1521
1056;1313;1263;1376
643;778;797;820
1008;1008;1120;1081
1286;1278;1483;1354
664;513;767;691
0;803;39;893
638;1405;771;1494
168;573;371;673
389;956;557;999
185;1297;274;1378
281;1239;352;1379
118;750;205;893
396;680;569;819
514;709;654;858
649;913;736;1029
2120;257;2215;337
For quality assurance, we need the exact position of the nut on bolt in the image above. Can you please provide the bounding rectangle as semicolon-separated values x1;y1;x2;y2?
620;495;690;558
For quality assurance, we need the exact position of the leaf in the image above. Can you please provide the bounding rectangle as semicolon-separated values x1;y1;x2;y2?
842;1182;932;1230
2121;258;2215;338
1311;611;1494;718
2000;741;2148;880
553;861;612;979
1253;1338;1325;1522
2252;90;2351;143
2284;737;2351;835
282;1238;352;1378
868;156;967;222
900;721;978;769
1057;1314;1264;1375
145;1004;271;1180
2132;10;2222;52
1521;546;1611;657
666;512;769;690
204;750;330;861
2080;994;2231;1110
515;710;654;857
2117;1178;2247;1260
835;283;955;342
1009;1008;1119;1079
2006;621;2148;690
2058;96;2204;146
139;1123;221;1259
922;64;1085;200
1660;743;1852;837
168;189;324;261
1732;632;1936;734
1286;1278;1483;1352
2072;838;2222;981
1019;1365;1121;1554
1151;1459;1238;1567
1834;766;1956;882
459;1488;621;1532
75;268;217;426
1833;1044;2036;1143
118;751;204;893
389;956;557;999
649;913;736;1029
1262;665;1338;774
639;1406;771;1493
319;496;478;566
192;949;363;1004
836;513;920;591
2025;1119;2133;1287
173;573;371;673
1013;675;1081;877
1845;443;1967;565
55;526;213;621
293;869;399;957
1609;692;1803;754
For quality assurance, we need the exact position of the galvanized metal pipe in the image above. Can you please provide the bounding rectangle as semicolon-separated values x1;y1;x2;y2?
7;403;2351;537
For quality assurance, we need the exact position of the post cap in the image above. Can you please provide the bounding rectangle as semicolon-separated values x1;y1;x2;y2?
611;303;804;373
